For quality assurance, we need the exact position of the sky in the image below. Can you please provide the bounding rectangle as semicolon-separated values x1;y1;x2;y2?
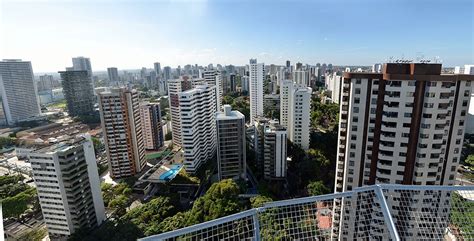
1;0;473;72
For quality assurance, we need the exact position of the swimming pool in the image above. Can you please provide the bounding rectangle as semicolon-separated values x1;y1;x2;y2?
159;164;183;181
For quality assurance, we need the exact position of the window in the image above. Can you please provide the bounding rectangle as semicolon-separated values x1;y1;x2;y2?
404;113;412;118
352;126;358;131
424;103;434;108
425;92;436;98
354;98;360;104
356;79;361;84
350;144;356;149
353;117;358;122
406;92;415;97
355;88;361;94
465;90;470;97
353;107;359;113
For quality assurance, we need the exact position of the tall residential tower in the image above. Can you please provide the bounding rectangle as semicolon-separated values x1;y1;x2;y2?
333;63;473;240
249;59;265;123
29;135;105;239
97;87;146;178
0;59;41;125
216;105;246;180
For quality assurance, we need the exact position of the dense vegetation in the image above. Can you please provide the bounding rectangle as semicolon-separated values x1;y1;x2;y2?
223;93;250;122
70;179;243;241
0;175;39;218
450;192;474;239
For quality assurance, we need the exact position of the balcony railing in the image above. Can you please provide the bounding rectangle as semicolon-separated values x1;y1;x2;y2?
139;184;474;241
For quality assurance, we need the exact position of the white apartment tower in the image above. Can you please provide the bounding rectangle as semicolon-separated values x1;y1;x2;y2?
168;76;205;147
29;135;105;239
333;63;473;240
203;69;223;111
179;84;217;173
280;80;292;128
326;73;342;104
97;87;146;178
249;59;265;123
216;105;246;180
263;120;288;180
140;102;164;150
0;59;41;125
280;80;312;150
293;70;309;87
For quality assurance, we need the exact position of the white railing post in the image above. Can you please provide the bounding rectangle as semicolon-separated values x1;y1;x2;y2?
253;209;261;241
374;185;400;241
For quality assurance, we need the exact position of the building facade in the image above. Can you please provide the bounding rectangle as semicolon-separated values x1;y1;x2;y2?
333;63;473;240
326;73;342;104
0;59;41;125
203;69;223;111
179;84;217;174
216;105;246;180
140;102;164;150
168;77;206;147
107;67;119;84
263;120;288;180
29;135;105;239
281;81;312;150
97;87;146;178
59;70;96;117
249;59;265;123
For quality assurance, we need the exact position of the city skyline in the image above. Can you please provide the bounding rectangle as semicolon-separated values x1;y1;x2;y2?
2;0;473;72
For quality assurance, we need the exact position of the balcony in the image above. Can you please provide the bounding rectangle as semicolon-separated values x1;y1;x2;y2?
140;185;474;241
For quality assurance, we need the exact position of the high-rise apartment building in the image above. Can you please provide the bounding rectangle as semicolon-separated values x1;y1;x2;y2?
293;70;309;86
203;69;223;111
154;62;161;76
263;120;288;180
38;74;60;92
280;80;312;150
163;66;171;80
168;77;206;147
326;72;342;104
280;80;292;128
140;102;164;150
333;63;473;240
179;84;217;174
0;59;41;125
249;59;265;122
97;87;146;178
107;67;120;84
59;70;96;117
29;135;105;239
72;57;92;77
216;105;246;180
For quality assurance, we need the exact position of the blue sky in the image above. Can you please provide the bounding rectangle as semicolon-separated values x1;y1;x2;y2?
1;0;473;72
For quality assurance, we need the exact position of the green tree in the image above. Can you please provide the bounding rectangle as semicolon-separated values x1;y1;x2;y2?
465;154;474;168
306;181;331;196
123;197;178;236
2;187;36;218
188;179;242;223
250;195;273;208
109;194;129;217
